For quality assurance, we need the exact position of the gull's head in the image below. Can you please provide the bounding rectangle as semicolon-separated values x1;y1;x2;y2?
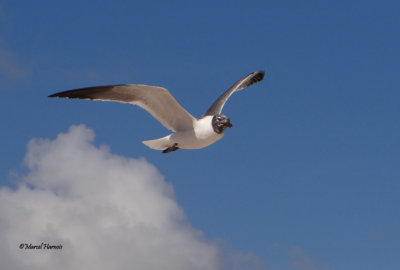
212;114;232;134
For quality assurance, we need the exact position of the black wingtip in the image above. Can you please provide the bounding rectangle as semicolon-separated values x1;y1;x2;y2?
47;88;93;99
253;70;265;82
48;90;68;98
237;70;265;90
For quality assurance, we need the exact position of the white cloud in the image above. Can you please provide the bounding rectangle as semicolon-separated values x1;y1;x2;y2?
0;125;223;270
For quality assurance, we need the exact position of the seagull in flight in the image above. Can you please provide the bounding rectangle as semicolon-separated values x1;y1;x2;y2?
49;70;265;153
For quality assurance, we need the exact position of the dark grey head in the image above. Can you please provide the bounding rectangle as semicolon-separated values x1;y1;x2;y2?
212;114;233;134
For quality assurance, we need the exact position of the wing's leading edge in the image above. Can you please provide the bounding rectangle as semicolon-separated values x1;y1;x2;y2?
203;70;265;116
49;84;196;131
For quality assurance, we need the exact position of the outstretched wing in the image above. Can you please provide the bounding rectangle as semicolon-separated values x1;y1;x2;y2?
49;84;196;131
203;70;265;116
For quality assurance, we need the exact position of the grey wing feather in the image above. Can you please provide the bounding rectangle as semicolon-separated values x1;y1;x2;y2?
203;70;265;116
49;84;196;131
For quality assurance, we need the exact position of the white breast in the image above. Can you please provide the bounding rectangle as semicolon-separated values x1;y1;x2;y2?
170;116;224;149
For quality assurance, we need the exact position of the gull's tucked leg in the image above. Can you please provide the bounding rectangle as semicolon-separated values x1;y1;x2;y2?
162;143;179;154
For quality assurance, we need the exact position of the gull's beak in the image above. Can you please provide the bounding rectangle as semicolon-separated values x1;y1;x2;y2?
225;122;233;128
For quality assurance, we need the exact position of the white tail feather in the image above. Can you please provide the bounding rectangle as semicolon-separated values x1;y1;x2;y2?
142;135;173;150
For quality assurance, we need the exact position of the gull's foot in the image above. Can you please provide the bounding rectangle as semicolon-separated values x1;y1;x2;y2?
162;143;179;154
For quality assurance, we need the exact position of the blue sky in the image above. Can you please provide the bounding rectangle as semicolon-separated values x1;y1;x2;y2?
1;0;399;269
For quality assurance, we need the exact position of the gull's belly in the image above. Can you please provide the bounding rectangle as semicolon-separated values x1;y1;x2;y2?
170;129;223;149
170;116;224;149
